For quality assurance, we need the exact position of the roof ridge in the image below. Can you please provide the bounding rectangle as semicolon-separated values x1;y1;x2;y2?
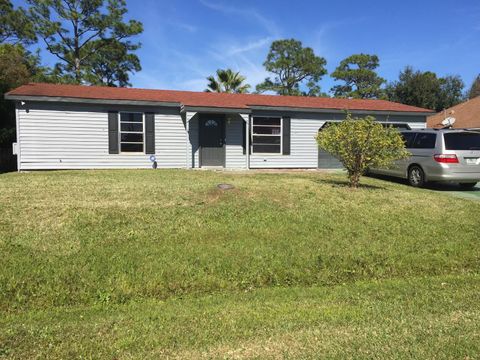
22;82;415;104
7;82;434;113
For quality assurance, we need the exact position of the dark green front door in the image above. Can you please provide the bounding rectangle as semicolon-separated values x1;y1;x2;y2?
199;114;225;167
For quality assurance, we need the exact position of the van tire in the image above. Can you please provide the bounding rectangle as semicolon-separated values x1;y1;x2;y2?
408;165;425;187
459;182;477;189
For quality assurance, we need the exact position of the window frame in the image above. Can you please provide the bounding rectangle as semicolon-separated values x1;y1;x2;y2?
379;122;412;130
400;131;417;149
411;132;437;149
251;116;283;155
118;111;145;154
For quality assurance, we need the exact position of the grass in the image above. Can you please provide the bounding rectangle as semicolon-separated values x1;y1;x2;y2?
1;169;479;358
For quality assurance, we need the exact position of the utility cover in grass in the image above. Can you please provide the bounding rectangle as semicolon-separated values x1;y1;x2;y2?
217;183;235;190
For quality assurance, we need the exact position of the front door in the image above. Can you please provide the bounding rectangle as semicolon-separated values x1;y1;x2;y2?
199;114;225;167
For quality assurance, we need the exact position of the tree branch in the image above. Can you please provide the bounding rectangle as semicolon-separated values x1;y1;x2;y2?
42;37;71;65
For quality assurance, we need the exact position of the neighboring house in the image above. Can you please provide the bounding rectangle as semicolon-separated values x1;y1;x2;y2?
6;83;433;171
427;96;480;129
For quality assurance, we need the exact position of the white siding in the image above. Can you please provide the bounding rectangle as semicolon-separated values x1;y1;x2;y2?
16;102;427;170
17;103;186;170
156;113;187;168
250;117;322;168
225;116;246;169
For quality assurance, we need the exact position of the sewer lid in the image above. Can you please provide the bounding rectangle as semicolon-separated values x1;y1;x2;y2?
217;183;235;190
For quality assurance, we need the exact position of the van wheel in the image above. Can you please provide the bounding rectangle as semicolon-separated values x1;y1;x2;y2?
459;182;477;189
408;165;425;187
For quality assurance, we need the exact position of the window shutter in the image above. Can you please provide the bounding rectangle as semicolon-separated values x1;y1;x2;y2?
242;120;246;155
282;116;291;155
145;112;155;154
108;111;119;154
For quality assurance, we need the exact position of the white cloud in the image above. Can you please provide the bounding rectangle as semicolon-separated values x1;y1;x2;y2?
226;37;272;56
199;0;280;37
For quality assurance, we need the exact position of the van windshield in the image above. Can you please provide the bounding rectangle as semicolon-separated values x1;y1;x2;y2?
444;132;480;150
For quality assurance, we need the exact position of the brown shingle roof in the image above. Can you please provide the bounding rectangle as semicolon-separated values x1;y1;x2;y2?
7;82;434;113
427;96;480;128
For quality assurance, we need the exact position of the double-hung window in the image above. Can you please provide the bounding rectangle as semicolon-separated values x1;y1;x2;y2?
120;112;144;153
251;117;282;154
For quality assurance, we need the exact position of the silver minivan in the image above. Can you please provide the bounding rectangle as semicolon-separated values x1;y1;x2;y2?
370;129;480;188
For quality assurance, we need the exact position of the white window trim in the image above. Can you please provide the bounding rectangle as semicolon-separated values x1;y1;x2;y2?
119;111;145;154
251;116;283;155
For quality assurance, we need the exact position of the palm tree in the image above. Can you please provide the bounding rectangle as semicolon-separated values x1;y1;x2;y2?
205;69;250;93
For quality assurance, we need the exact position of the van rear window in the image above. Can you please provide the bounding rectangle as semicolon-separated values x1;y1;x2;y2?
444;132;480;150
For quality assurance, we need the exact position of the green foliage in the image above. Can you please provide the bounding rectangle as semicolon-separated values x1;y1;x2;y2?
386;66;464;111
331;53;386;99
27;0;143;85
84;39;141;87
0;0;36;45
256;39;327;96
468;74;480;99
316;114;410;187
205;68;250;93
0;43;58;147
438;75;465;110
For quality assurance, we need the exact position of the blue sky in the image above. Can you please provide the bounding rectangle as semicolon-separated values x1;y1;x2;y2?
14;0;480;94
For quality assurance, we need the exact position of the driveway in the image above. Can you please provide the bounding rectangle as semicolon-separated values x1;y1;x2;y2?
428;183;480;201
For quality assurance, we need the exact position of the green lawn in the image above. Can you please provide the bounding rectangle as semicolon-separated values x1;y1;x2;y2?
1;170;479;359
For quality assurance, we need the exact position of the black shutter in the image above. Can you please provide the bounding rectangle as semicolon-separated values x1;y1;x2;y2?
145;112;155;154
108;111;119;154
282;116;291;155
242;120;246;154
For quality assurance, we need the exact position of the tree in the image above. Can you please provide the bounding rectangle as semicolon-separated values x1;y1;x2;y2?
331;54;385;99
0;44;56;147
84;39;141;87
437;75;465;110
468;74;480;99
386;67;464;112
0;0;36;44
256;39;327;96
27;0;143;85
316;114;409;188
205;69;250;93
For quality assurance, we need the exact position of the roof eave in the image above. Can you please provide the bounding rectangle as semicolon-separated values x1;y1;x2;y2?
248;105;433;116
4;94;181;108
180;105;251;114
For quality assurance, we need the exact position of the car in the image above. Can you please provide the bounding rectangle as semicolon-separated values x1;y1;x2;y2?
369;129;480;188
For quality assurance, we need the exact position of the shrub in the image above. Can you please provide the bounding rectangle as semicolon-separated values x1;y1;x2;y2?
316;114;410;187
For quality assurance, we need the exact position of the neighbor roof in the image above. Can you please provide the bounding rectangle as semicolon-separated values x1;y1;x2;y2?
427;96;480;128
6;83;433;113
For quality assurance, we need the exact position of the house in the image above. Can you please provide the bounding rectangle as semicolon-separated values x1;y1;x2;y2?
427;96;480;129
5;83;433;171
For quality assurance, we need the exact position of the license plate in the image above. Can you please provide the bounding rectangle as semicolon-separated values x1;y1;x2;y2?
465;157;480;165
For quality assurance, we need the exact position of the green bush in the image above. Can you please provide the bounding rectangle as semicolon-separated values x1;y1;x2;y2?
316;114;410;187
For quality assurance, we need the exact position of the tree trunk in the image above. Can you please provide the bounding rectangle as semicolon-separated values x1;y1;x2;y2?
74;57;81;83
348;170;361;188
73;17;81;83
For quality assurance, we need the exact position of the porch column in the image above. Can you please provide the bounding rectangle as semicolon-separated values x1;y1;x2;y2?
185;111;197;169
239;113;250;170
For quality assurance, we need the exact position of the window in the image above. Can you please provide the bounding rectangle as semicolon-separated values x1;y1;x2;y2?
120;112;144;152
412;133;437;149
444;132;480;150
400;132;416;148
380;123;411;130
251;117;282;153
